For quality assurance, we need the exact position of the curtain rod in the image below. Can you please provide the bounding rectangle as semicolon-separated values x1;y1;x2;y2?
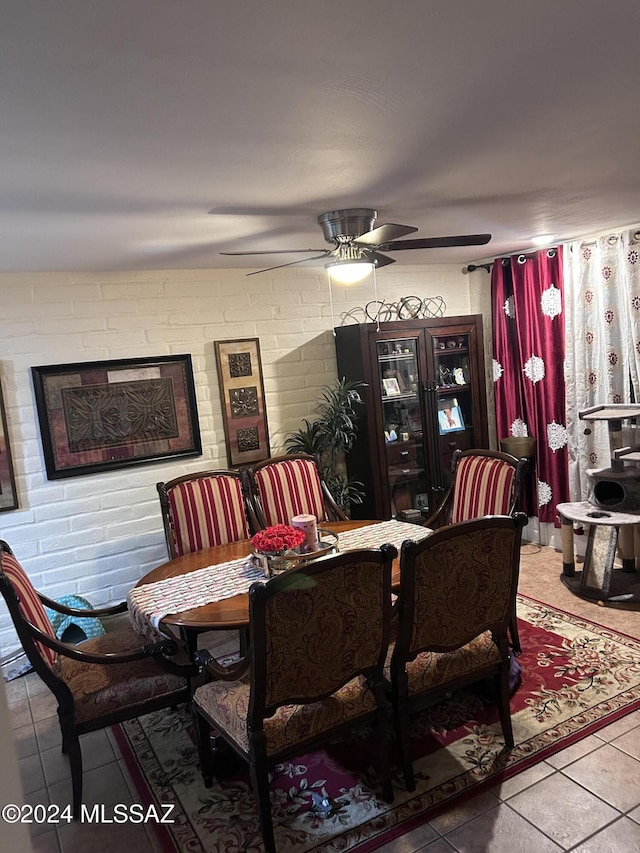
465;227;640;273
463;247;558;274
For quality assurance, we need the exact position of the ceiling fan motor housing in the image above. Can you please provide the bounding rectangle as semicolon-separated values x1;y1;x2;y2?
317;208;377;243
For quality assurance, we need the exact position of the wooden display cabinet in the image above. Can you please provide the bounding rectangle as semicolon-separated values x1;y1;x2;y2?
334;315;489;520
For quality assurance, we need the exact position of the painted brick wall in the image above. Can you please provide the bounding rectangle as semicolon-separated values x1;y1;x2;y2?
0;264;482;655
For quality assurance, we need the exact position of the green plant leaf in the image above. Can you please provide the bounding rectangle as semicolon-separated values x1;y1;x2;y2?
284;378;366;513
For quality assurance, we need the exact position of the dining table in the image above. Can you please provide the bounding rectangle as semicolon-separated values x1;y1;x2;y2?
127;518;432;652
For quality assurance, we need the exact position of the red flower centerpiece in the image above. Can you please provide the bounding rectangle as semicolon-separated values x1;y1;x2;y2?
251;524;306;577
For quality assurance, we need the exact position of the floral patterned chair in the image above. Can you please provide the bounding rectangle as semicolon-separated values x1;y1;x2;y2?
423;448;528;653
388;514;527;791
245;453;347;531
193;544;397;853
0;541;195;819
157;468;252;558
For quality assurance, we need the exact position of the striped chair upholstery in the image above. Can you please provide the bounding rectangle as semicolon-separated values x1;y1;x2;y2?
450;454;517;523
158;471;251;558
1;547;58;668
253;457;327;527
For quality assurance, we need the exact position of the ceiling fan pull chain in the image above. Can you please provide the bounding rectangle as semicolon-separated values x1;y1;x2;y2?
328;273;336;336
373;265;380;332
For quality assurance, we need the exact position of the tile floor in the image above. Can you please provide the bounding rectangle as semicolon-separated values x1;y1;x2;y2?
7;634;640;853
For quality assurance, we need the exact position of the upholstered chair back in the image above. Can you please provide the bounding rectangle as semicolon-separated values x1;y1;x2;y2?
251;456;327;527
157;470;251;558
255;548;393;712
403;517;522;655
1;545;58;668
450;453;518;524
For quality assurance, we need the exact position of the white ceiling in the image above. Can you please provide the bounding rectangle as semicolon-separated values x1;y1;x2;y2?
2;1;640;274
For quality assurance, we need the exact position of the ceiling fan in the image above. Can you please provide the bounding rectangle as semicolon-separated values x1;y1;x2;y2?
220;208;491;276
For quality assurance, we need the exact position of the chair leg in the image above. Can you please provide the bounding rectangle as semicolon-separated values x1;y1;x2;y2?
250;757;276;853
239;627;249;657
195;710;215;787
65;733;83;820
393;699;415;792
509;614;522;656
376;703;394;803
495;667;514;749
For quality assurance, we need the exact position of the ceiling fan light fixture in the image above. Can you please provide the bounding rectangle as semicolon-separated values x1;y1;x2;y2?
531;233;556;246
326;260;375;283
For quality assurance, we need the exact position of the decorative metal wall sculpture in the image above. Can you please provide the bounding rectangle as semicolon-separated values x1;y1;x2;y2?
214;338;270;467
32;355;201;479
339;295;446;325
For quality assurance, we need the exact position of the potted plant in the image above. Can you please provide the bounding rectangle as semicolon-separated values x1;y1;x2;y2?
285;378;366;515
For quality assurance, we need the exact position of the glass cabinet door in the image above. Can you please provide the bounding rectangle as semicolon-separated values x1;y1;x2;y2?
377;337;429;517
431;329;475;475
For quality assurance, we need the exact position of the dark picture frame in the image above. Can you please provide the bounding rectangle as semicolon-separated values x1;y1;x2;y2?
0;379;18;511
32;355;202;480
214;337;270;467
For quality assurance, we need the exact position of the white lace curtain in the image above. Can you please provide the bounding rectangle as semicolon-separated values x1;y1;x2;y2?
563;228;640;500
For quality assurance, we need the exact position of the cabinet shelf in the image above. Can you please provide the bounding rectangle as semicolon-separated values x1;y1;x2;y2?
437;384;470;393
378;354;415;364
382;392;418;402
435;347;469;357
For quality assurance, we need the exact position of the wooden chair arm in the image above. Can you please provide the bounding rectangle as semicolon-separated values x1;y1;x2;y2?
321;481;348;521
24;618;198;674
422;481;455;529
38;593;128;618
194;648;250;681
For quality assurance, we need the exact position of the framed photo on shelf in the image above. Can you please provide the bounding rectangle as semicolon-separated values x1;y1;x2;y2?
437;397;465;434
214;337;270;467
382;377;401;397
31;355;202;479
415;492;429;511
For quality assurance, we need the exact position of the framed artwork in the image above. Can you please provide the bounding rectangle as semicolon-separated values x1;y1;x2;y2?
382;377;401;396
214;338;270;467
31;355;202;480
437;397;465;434
0;379;18;511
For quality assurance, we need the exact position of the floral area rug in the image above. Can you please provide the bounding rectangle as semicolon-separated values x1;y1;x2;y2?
114;594;640;852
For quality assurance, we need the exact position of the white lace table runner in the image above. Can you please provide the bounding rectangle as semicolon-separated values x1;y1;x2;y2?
127;555;263;639
128;520;431;639
337;519;432;552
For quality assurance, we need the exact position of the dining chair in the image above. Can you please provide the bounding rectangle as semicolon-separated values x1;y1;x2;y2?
0;540;195;819
423;448;528;652
157;468;252;558
245;452;347;531
193;544;397;853
424;449;527;530
388;513;527;791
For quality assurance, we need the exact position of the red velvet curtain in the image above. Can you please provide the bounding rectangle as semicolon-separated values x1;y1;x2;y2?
491;249;569;523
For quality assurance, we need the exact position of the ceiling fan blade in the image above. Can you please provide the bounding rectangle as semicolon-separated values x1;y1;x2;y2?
245;253;331;276
367;251;396;269
355;223;418;247
220;248;327;256
380;233;492;251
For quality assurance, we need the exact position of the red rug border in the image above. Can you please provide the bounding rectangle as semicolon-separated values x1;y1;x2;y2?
113;723;179;853
114;593;640;853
